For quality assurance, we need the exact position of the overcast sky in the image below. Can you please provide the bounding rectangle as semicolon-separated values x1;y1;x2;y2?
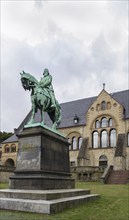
1;0;129;132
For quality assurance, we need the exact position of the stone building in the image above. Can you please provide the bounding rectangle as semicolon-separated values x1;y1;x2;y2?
1;134;18;168
1;88;129;182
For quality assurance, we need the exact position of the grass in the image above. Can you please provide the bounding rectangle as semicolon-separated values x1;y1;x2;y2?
0;181;129;220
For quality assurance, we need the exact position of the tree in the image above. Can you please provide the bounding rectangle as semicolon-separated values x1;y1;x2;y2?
0;131;13;143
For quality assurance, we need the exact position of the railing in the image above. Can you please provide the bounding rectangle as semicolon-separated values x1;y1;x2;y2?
0;165;15;172
70;166;105;173
100;165;113;183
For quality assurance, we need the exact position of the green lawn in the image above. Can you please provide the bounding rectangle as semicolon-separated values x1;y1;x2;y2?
0;182;129;220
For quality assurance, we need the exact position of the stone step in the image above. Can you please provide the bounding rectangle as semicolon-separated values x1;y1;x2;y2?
0;189;90;201
0;194;100;214
107;170;129;184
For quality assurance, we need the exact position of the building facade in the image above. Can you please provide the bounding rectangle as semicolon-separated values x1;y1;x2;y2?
1;89;129;180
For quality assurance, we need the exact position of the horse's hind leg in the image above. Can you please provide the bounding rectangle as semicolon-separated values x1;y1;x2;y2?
28;107;35;124
52;122;57;130
41;107;45;125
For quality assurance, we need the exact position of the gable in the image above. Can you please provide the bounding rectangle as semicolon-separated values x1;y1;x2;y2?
88;89;124;113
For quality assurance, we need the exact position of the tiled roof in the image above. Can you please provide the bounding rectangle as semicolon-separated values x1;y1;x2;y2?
2;134;18;144
111;90;129;119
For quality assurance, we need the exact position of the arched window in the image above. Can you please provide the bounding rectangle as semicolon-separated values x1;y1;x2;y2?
110;129;116;147
92;131;99;148
127;133;129;147
11;144;16;152
99;155;108;168
5;159;15;168
109;118;113;127
95;120;100;129
72;137;77;150
101;117;107;128
96;104;100;111
78;137;83;149
101;101;106;110
5;145;10;153
68;138;71;150
101;130;108;148
107;102;111;110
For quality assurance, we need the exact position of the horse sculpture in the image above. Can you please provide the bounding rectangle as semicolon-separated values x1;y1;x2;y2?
20;71;61;130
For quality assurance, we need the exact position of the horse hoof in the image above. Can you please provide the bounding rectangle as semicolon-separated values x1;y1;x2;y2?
28;120;34;125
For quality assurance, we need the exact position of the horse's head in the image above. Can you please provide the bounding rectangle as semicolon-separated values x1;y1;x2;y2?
20;72;30;90
20;71;38;91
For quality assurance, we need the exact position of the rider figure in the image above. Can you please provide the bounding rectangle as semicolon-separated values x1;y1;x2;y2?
39;68;56;108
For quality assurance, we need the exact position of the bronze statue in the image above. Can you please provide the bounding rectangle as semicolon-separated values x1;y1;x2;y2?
20;69;61;130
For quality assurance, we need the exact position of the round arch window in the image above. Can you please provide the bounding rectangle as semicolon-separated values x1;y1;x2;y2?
110;129;116;147
92;131;99;148
101;130;108;148
101;117;107;128
5;159;15;168
99;155;108;168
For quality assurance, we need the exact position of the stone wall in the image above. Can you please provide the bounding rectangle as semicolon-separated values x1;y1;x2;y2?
0;166;14;183
0;171;13;183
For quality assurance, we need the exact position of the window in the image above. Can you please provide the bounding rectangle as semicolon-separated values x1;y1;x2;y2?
70;161;76;166
95;120;100;128
93;131;99;148
96;104;100;111
101;130;108;148
5;145;10;153
5;159;15;168
92;116;116;149
72;137;77;150
68;138;71;150
101;101;106;110
11;144;16;152
99;155;108;168
78;137;83;149
107;102;111;110
101;117;107;128
67;133;82;151
109;118;113;127
110;129;116;147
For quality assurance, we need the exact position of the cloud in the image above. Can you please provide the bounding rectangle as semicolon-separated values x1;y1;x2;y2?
1;0;128;132
34;0;44;9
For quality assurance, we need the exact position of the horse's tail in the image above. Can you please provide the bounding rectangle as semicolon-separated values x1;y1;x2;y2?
55;100;62;124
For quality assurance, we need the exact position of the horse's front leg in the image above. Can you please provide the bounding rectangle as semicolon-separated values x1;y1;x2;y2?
28;107;35;125
28;96;35;124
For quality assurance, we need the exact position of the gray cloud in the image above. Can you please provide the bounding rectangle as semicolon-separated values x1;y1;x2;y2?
1;0;128;132
34;0;44;9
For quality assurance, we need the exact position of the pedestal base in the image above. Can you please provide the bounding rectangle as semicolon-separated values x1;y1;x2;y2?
10;125;75;190
10;170;75;190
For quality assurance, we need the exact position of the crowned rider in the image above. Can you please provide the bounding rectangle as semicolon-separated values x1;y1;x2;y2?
39;68;56;108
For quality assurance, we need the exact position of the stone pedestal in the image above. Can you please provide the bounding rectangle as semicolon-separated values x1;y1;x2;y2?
10;125;75;190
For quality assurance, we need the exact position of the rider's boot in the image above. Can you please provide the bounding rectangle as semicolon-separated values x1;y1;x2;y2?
51;94;56;108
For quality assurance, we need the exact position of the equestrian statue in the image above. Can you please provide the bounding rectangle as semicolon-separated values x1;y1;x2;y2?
20;68;61;130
